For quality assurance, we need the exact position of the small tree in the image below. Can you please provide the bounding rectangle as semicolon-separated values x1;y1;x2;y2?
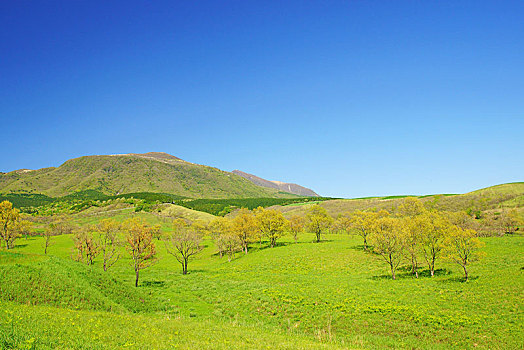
0;200;26;249
418;211;450;277
216;233;241;262
97;219;121;271
497;209;523;235
123;218;157;287
72;226;100;265
165;221;203;275
209;217;232;258
231;208;258;254
42;227;55;255
403;216;423;278
443;227;485;281
350;210;388;250
370;217;405;280
254;207;288;248
305;205;333;243
288;215;305;243
331;215;352;235
397;197;426;217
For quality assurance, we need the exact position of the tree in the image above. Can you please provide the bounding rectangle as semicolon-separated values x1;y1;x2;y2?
349;210;388;250
305;205;333;243
151;224;163;240
42;227;55;255
443;227;485;281
403;216;423;278
369;217;405;280
165;221;203;275
97;219;121;271
44;219;75;255
254;207;288;248
216;233;241;262
397;197;426;217
123;218;157;287
497;209;523;235
72;226;99;265
0;200;25;249
288;215;305;243
231;208;258;254
331;214;352;235
209;217;232;258
397;198;426;278
418;211;451;277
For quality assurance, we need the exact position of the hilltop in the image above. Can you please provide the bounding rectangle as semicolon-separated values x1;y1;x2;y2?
0;153;297;199
232;170;319;197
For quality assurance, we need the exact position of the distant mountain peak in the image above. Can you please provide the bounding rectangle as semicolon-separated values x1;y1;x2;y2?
232;170;319;197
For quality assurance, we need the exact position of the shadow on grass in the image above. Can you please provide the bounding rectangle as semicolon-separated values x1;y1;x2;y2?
140;280;166;287
348;244;371;252
442;276;479;283
14;244;29;249
371;268;452;280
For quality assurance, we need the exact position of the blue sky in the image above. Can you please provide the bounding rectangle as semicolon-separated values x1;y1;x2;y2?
1;1;523;198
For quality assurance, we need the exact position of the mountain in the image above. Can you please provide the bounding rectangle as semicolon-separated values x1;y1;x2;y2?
232;170;319;197
0;152;297;199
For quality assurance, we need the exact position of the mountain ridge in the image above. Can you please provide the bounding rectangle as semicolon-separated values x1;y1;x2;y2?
232;170;319;197
0;153;299;199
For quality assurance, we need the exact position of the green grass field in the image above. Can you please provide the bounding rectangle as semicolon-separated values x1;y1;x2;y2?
1;228;522;349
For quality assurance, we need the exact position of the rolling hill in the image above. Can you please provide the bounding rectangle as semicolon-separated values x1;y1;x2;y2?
0;152;296;199
274;182;524;218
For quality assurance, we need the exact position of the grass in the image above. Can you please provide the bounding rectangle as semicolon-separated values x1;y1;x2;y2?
2;230;523;349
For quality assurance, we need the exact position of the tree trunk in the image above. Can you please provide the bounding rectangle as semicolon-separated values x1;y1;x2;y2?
390;263;396;280
463;265;468;281
183;259;188;275
363;237;367;250
135;269;140;287
244;245;248;254
316;232;321;243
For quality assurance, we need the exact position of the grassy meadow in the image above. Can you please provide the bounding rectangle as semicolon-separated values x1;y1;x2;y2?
1;210;523;349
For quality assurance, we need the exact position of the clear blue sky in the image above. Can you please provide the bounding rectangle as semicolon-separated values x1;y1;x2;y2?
1;1;523;198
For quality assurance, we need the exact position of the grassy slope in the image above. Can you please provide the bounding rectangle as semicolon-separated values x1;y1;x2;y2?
2;231;523;349
277;182;524;218
0;154;291;199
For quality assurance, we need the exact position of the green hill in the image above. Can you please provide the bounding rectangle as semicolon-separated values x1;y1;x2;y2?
0;152;294;199
276;182;524;218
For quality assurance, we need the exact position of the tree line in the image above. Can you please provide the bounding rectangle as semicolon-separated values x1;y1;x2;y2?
1;198;522;285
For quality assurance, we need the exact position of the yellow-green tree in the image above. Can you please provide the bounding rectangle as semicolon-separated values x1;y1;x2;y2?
349;210;388;250
332;214;351;235
443;227;485;281
403;216;424;278
165;221;203;275
418;211;451;277
216;232;241;262
254;207;288;248
231;208;258;253
123;218;157;287
305;205;333;243
288;215;305;243
397;197;426;217
209;217;233;258
370;217;405;280
0;200;26;249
